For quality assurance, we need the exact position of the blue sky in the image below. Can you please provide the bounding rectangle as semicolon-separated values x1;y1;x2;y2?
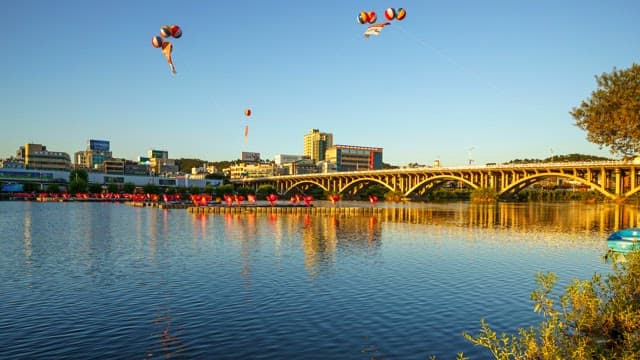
1;1;639;166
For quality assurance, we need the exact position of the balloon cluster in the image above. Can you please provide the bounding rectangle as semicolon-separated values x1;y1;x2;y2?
151;24;182;48
357;7;406;24
151;24;182;74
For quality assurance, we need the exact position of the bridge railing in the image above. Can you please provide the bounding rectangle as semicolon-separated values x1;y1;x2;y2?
233;160;632;182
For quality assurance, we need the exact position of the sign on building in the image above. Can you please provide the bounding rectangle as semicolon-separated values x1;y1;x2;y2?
242;152;261;162
89;139;110;151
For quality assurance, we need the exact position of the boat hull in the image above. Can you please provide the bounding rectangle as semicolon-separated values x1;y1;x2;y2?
607;228;640;253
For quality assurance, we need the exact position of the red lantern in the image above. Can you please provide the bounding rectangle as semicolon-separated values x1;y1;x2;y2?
304;195;313;206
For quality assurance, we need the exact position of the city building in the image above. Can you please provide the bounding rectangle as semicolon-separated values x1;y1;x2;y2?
303;129;333;162
125;162;150;176
148;149;168;160
325;145;383;172
148;149;178;175
102;158;126;175
316;161;337;173
101;158;150;176
138;156;151;165
225;162;277;179
274;154;308;166
81;139;112;170
74;151;87;169
21;143;71;171
281;159;318;175
1;158;25;169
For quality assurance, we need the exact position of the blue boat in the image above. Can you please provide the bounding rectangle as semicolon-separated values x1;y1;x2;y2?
607;228;640;253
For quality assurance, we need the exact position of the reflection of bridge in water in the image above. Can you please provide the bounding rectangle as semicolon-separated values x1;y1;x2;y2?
370;203;640;234
233;161;640;202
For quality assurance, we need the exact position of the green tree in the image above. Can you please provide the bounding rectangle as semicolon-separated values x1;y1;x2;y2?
571;63;640;158
69;169;88;183
215;184;235;198
88;183;102;194
46;183;60;194
236;186;254;196
462;251;640;359
176;158;205;173
203;184;215;195
68;178;88;194
360;185;388;200
384;190;404;202
106;183;119;193
123;182;136;194
23;182;39;192
175;186;189;198
256;184;277;200
142;183;161;195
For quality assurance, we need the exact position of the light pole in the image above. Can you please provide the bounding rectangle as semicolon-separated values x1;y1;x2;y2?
467;147;475;165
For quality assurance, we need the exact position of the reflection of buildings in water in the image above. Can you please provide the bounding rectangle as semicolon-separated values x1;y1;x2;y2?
191;201;640;276
376;203;640;239
300;214;383;276
23;205;32;264
301;215;338;276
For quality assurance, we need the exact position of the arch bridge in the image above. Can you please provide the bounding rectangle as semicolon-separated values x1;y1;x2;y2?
232;161;640;202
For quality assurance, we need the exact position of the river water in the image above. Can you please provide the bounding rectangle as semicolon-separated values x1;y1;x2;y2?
0;201;633;359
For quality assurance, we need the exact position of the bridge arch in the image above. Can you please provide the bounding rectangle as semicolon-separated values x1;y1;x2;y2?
233;161;640;203
282;180;328;197
498;172;615;200
405;175;479;197
338;178;395;195
623;187;640;199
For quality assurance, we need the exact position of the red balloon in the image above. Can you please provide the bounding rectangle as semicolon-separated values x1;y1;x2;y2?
384;8;396;21
244;109;252;116
368;11;376;24
170;25;182;38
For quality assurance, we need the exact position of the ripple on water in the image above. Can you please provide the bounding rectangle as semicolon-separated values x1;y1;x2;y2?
0;202;615;359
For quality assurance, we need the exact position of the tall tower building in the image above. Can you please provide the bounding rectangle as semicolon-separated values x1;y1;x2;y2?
303;129;333;162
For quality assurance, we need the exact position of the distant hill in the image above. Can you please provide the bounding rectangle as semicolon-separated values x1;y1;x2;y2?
505;153;613;164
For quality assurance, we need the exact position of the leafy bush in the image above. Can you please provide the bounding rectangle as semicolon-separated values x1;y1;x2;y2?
462;250;640;359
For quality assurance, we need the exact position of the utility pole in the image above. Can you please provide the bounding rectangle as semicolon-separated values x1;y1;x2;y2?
467;147;475;165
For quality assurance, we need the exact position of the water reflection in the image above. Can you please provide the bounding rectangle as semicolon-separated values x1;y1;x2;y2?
23;204;32;265
376;202;640;235
3;201;629;359
185;202;640;278
146;310;187;359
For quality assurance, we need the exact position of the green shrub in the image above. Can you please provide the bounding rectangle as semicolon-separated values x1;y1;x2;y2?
462;250;640;359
